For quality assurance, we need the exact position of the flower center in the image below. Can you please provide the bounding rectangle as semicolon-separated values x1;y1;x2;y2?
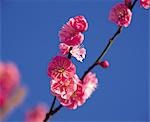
57;68;65;73
71;92;77;98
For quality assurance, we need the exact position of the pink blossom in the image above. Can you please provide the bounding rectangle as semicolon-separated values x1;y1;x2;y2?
59;43;70;55
83;72;98;99
140;0;150;9
48;56;76;80
25;104;47;122
59;22;84;46
50;75;79;99
69;15;88;32
58;81;86;109
0;62;20;93
59;43;86;62
0;94;6;107
109;3;132;27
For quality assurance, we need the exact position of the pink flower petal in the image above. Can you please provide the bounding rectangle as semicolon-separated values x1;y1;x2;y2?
70;46;86;62
83;72;98;99
48;56;76;80
50;75;79;99
58;81;86;109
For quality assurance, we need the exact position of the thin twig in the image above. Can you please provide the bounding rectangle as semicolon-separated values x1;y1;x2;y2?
51;105;63;116
81;26;122;80
131;0;138;10
43;96;56;122
68;47;73;59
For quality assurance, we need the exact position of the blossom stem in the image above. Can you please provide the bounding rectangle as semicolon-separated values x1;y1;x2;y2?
43;96;56;122
131;0;138;10
51;104;63;116
68;47;73;59
81;0;138;81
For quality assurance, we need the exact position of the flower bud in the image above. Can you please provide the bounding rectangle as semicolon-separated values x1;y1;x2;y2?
98;60;109;68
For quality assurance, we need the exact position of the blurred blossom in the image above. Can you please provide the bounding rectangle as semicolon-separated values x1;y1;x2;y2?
140;0;150;9
0;62;20;93
109;3;132;27
25;104;47;122
0;62;26;120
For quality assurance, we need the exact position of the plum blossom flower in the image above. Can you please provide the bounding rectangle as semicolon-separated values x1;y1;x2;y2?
25;104;47;122
59;43;86;62
58;82;85;109
0;62;20;93
59;15;88;46
109;3;132;27
83;72;98;99
50;75;79;99
48;56;76;80
59;21;84;46
69;15;88;32
140;0;150;9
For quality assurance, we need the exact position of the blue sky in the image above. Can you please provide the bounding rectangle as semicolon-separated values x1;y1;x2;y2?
1;0;149;121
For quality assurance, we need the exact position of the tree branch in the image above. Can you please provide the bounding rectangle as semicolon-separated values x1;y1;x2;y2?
43;0;138;121
43;96;56;122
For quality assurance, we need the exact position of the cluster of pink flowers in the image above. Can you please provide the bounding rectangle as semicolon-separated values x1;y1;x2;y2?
47;0;149;111
25;104;47;122
48;56;98;109
48;15;98;109
0;62;26;119
59;15;88;62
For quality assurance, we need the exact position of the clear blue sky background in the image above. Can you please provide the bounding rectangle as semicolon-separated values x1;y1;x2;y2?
0;0;149;121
